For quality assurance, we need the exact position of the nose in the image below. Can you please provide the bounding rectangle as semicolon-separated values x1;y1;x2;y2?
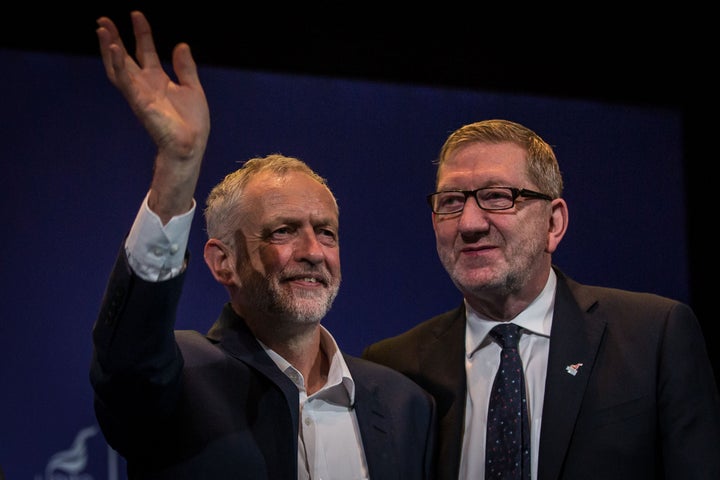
457;196;490;234
295;229;325;265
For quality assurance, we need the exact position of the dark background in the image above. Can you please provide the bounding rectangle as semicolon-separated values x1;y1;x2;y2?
0;5;712;477
1;5;710;369
1;5;707;323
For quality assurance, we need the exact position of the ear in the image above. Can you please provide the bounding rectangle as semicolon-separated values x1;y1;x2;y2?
204;239;236;286
547;198;569;254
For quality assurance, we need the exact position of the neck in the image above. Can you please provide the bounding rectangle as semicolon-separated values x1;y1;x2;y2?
260;324;330;395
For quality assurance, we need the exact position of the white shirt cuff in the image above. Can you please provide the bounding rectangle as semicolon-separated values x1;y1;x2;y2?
124;192;196;281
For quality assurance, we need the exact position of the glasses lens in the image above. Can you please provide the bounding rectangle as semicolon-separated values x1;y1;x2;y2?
433;192;466;213
477;188;514;210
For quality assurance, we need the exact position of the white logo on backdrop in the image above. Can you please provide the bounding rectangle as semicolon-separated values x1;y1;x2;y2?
34;425;119;480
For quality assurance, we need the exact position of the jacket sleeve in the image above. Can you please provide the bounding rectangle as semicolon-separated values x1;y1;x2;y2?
89;241;188;454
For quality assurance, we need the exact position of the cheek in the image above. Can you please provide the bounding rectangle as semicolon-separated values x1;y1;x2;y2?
239;243;286;275
432;218;456;241
324;248;341;272
260;245;289;267
514;215;549;247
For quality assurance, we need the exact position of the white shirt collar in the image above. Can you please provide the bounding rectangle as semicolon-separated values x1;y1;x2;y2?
465;269;556;358
261;325;356;406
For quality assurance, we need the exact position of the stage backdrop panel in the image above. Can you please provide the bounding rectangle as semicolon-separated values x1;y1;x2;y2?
0;48;686;478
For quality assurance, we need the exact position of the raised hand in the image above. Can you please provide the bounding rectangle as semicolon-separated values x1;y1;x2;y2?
96;11;210;220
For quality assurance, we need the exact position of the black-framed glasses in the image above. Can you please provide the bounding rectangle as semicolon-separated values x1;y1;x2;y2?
427;186;553;214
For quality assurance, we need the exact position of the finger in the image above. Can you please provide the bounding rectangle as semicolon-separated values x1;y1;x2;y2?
130;11;161;69
95;25;117;81
172;43;202;89
96;16;128;83
97;16;143;89
96;16;123;48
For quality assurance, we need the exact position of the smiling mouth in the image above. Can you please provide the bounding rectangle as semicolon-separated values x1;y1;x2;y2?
286;275;326;286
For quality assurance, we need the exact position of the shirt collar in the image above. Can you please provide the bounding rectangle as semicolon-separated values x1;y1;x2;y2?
465;269;556;358
262;325;356;406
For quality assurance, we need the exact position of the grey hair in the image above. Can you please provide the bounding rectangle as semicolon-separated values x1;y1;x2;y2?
436;119;564;198
203;153;336;246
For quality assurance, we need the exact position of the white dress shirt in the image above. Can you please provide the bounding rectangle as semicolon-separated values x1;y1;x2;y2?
263;332;369;480
124;192;369;480
459;270;556;480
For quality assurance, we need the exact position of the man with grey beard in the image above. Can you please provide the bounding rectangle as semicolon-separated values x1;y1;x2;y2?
89;11;436;479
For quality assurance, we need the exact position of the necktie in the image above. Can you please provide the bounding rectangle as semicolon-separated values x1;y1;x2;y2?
485;323;531;479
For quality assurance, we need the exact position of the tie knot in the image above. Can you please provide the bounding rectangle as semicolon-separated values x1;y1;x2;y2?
489;323;521;349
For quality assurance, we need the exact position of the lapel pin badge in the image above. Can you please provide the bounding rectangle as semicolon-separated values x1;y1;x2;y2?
565;363;583;376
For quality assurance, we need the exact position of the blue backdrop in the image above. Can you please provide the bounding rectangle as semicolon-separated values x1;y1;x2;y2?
0;47;688;478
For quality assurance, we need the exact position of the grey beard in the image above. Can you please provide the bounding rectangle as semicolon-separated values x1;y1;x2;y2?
243;271;339;324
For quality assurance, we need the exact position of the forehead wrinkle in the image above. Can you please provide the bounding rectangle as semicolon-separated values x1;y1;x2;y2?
243;170;338;226
251;193;337;231
439;144;529;190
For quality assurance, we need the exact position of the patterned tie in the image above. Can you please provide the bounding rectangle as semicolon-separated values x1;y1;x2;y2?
485;323;531;479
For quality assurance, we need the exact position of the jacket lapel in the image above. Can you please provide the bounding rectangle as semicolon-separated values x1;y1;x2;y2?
538;270;606;480
206;303;302;432
351;372;397;478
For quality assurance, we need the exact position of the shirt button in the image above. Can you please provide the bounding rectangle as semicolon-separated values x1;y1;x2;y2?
170;244;179;254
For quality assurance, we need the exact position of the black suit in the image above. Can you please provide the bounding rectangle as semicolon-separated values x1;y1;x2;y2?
362;267;720;480
91;246;436;479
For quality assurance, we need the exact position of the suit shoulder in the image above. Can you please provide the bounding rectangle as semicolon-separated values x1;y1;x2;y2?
575;281;687;310
364;305;463;351
175;329;226;366
345;354;431;393
559;269;695;321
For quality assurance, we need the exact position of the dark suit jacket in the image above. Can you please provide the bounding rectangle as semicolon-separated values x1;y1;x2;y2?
362;266;720;480
90;247;436;479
